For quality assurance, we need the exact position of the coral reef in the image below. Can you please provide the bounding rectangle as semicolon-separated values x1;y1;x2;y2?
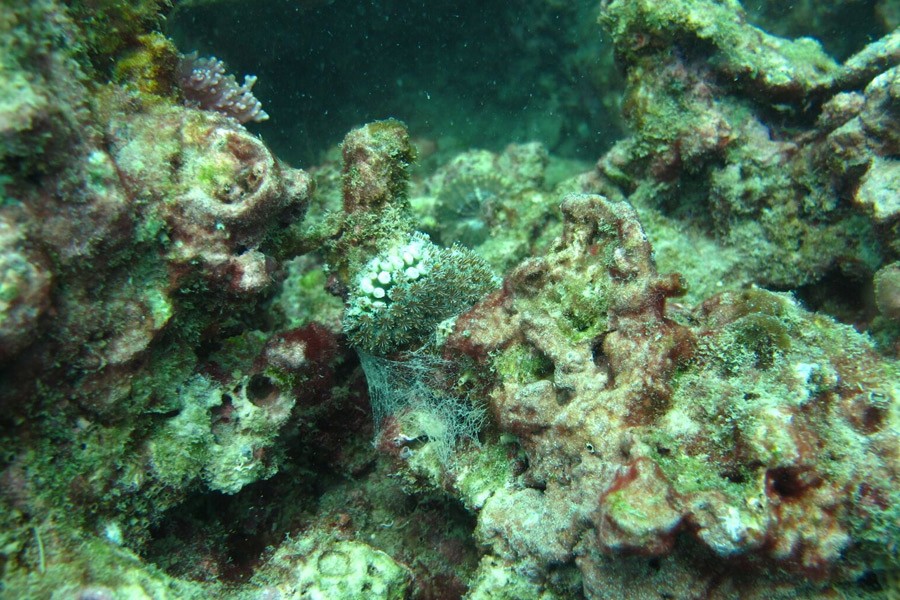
577;0;899;317
0;0;320;592
1;0;898;599
398;193;899;597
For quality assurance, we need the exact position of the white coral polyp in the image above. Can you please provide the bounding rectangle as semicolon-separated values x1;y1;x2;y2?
354;233;434;311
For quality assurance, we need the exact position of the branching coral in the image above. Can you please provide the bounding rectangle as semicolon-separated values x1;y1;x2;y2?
178;52;269;123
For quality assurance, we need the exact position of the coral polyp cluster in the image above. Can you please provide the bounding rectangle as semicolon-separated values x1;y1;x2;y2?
355;233;433;309
344;232;498;355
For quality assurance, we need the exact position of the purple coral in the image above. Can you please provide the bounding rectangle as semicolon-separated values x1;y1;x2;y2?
178;52;269;124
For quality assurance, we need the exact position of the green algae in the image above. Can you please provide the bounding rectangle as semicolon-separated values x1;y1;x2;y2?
601;0;839;93
492;344;555;386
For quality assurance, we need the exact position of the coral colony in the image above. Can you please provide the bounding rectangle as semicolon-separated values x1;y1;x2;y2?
0;1;898;599
178;53;270;124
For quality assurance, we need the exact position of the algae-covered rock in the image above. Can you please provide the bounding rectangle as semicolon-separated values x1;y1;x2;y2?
410;143;567;272
255;538;412;600
391;193;899;597
578;0;898;309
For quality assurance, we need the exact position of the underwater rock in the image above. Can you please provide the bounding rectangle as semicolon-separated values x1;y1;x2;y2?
582;0;898;304
411;143;563;272
341;119;416;215
108;104;311;293
322;120;418;288
0;215;52;362
0;98;311;412
254;537;412;600
875;262;900;321
0;0;322;590
390;192;900;597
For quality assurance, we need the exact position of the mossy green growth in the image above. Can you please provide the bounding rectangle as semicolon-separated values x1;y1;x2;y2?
701;312;794;374
0;281;18;305
68;0;171;72
127;336;198;414
646;427;756;502
451;441;512;511
603;488;653;527
150;369;291;495
515;275;610;346
619;65;697;159
29;414;150;529
600;0;838;92
654;287;900;574
0;532;213;600
412;145;569;273
556;277;611;342
195;160;235;198
848;478;900;567
0;174;16;207
491;344;554;385
0;69;51;170
153;331;296;493
210;330;270;375
400;437;511;513
133;210;169;246
343;118;417;211
148;374;219;488
472;194;563;272
112;32;180;97
466;555;581;600
276;262;344;329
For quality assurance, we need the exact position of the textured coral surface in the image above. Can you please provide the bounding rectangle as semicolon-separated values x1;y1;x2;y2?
1;0;898;599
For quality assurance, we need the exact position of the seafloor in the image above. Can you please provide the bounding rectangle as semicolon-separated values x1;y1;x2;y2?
0;1;898;598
